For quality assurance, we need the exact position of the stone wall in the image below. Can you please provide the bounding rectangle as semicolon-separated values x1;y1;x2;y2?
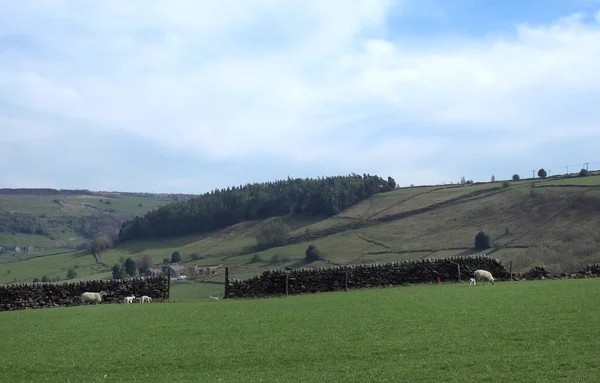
0;276;169;311
227;255;510;299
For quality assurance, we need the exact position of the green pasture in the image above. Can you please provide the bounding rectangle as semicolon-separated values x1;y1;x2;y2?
0;278;598;382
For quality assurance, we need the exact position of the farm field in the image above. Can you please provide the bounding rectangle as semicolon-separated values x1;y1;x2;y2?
0;278;598;382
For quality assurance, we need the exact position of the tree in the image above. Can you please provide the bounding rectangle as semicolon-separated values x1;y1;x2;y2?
474;231;491;250
137;254;153;275
124;257;137;277
387;176;397;189
579;168;590;177
32;277;40;283
41;275;49;282
490;175;495;183
112;263;123;279
255;219;291;248
460;176;466;185
537;168;547;179
163;258;170;265
249;254;262;263
66;269;77;279
171;251;181;263
512;174;520;181
305;244;323;263
269;254;281;265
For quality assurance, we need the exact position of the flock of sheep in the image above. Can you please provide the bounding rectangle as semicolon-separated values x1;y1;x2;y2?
79;291;152;305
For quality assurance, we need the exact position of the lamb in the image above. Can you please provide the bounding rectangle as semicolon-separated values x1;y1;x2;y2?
473;269;496;285
140;295;152;303
469;277;477;287
80;291;107;305
209;295;219;300
124;295;136;304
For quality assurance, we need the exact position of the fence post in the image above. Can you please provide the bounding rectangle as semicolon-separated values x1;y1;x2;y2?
167;267;171;300
457;263;461;282
285;273;289;296
509;261;513;281
224;267;229;299
345;268;349;291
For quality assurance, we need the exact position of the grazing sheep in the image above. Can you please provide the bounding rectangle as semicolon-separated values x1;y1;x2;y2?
473;269;495;285
140;295;152;303
209;295;219;300
124;295;135;304
469;277;477;287
80;291;107;305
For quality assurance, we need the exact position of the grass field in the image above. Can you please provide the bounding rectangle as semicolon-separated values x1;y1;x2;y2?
541;174;600;186
0;278;598;382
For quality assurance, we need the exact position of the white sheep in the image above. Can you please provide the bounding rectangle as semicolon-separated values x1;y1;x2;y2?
209;295;219;300
80;291;107;305
469;277;477;287
124;295;136;304
473;269;496;285
140;295;152;303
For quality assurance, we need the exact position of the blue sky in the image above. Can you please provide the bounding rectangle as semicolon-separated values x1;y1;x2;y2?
1;1;600;194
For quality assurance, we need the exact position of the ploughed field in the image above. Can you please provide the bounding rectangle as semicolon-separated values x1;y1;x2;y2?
0;278;598;382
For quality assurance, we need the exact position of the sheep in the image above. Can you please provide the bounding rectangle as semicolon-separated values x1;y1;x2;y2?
473;269;495;285
80;291;107;305
140;295;152;303
124;295;136;304
469;277;477;287
209;295;219;300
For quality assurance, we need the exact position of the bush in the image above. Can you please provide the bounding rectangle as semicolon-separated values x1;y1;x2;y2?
537;168;547;179
249;254;262;263
579;168;589;177
512;174;520;181
189;253;202;261
171;251;181;263
305;244;323;263
474;231;490;250
268;254;281;265
502;181;510;188
66;269;77;279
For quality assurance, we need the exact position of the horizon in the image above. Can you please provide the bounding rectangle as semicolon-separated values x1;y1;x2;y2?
2;1;600;194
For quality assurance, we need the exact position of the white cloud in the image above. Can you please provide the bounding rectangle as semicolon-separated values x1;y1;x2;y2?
1;2;600;189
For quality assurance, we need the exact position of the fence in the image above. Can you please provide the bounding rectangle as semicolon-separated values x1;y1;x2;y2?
0;276;169;312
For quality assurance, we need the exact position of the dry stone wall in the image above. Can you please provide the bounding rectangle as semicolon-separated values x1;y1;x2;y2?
227;255;510;299
0;276;168;312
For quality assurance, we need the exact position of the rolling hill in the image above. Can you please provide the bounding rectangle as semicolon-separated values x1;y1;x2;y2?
1;172;600;295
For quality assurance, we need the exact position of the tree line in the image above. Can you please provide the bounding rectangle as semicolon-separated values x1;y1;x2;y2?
118;174;397;242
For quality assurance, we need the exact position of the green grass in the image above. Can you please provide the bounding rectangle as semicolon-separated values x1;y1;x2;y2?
541;175;600;186
0;279;598;382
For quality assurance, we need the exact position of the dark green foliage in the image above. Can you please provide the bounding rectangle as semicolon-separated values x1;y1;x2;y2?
112;264;123;279
66;269;77;279
163;258;170;265
118;174;397;242
502;181;510;188
474;231;490;250
512;174;520;181
189;253;201;261
387;176;396;189
41;275;49;282
249;254;262;263
268;254;281;265
256;219;291;248
305;244;323;263
137;254;153;275
124;258;137;277
579;168;589;177
0;212;49;235
171;251;181;263
32;278;40;283
538;168;547;178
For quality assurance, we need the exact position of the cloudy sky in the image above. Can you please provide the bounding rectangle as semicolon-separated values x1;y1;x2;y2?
1;0;600;193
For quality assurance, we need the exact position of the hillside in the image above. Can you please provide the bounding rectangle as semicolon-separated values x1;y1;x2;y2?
1;173;599;292
0;189;182;258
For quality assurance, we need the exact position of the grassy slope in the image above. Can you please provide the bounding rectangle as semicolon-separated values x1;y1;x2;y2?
0;279;598;382
2;175;600;284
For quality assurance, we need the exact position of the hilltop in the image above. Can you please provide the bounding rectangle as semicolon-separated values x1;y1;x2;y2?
1;172;599;294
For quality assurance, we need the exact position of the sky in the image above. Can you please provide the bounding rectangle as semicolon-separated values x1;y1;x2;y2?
1;0;600;194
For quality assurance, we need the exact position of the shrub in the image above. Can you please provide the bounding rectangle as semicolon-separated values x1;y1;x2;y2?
474;231;490;250
66;269;77;279
305;244;323;263
269;254;281;265
171;251;181;263
579;168;590;177
249;254;262;263
512;174;520;181
502;181;510;188
189;253;201;261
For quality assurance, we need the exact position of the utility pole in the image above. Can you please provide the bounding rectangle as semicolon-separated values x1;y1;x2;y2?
565;165;569;175
585;162;589;171
532;169;536;179
548;169;551;177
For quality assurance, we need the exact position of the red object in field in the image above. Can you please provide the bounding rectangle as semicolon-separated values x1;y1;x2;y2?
437;276;441;284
